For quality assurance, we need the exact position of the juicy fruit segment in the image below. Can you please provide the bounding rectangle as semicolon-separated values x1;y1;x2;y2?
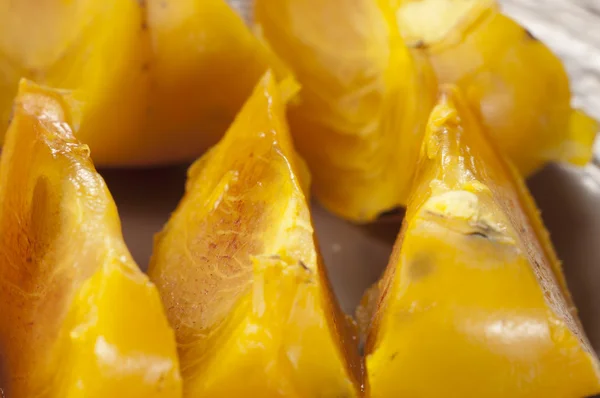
139;0;283;165
0;81;181;397
254;0;437;222
0;0;149;165
365;86;600;398
395;0;598;174
148;73;362;397
0;0;279;166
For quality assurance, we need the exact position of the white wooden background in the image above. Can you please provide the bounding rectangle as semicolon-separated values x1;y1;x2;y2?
228;0;600;155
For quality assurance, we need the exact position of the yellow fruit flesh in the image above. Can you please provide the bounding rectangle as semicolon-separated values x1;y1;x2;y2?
393;0;496;46
0;81;181;397
142;0;286;165
0;0;277;166
0;0;150;165
148;73;362;397
254;0;437;222
395;0;598;174
365;86;600;398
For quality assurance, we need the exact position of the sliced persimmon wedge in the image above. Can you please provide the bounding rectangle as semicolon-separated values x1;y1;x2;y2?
148;72;363;397
364;86;600;398
0;81;181;397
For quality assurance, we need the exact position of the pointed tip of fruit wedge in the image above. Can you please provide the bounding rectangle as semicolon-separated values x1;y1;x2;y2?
14;78;84;136
428;83;475;131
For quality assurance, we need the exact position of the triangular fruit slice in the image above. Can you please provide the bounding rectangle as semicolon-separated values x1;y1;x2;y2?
0;81;182;397
0;0;149;165
148;72;363;397
364;85;600;398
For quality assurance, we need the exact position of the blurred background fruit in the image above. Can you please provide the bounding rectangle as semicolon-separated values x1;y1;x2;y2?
255;0;437;222
0;0;281;167
1;0;596;220
254;0;597;222
395;0;597;174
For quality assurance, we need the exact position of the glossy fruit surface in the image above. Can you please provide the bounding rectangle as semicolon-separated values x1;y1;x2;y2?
0;0;276;166
148;73;363;397
364;86;600;398
255;0;437;222
395;0;598;174
0;81;182;397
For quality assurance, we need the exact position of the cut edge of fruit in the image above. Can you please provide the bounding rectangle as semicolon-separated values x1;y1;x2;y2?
434;85;593;332
51;249;182;396
14;79;86;141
